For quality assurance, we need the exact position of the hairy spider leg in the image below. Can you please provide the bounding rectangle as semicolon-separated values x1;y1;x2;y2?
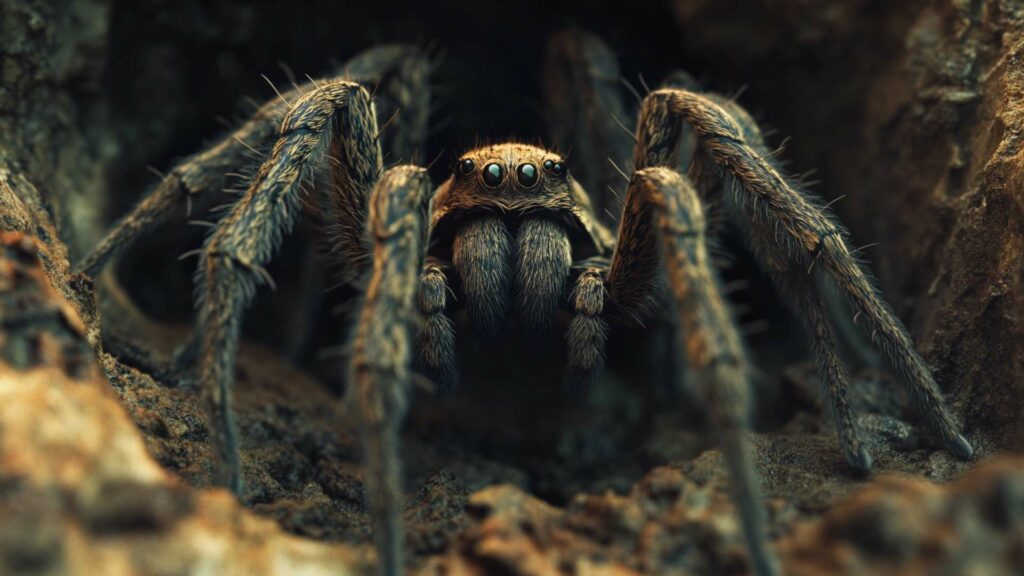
196;81;381;493
545;31;701;395
636;87;974;463
543;29;633;221
76;45;431;278
692;95;871;471
614;166;778;576
349;166;433;576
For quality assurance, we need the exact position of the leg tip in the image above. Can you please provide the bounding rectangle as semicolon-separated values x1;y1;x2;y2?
749;548;781;576
946;433;975;461
846;445;874;474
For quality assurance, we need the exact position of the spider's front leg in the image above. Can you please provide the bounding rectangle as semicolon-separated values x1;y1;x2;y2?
197;81;381;493
636;88;974;465
607;168;778;576
349;165;433;576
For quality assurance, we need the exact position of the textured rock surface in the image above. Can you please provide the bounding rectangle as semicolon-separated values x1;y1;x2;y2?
0;0;113;256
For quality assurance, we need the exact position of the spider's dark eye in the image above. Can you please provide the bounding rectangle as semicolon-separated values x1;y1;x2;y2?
543;159;566;177
459;158;475;175
482;163;504;188
516;163;538;188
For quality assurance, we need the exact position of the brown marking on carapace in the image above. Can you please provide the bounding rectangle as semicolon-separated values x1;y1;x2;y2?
430;143;613;259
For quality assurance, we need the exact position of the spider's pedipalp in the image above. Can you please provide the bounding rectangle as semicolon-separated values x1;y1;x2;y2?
349;165;433;576
417;263;457;393
514;217;572;337
565;268;609;394
197;80;382;493
631;166;778;576
452;215;513;339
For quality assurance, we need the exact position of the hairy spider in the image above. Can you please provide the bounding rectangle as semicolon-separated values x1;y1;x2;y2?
78;32;974;576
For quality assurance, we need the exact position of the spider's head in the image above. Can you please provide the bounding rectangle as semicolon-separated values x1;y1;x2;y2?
429;143;606;261
428;143;610;339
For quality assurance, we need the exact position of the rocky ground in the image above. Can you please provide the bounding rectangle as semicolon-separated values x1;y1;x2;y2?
1;215;1022;575
2;0;1024;575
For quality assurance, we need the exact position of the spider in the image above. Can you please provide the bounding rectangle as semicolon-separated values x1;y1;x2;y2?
77;31;974;576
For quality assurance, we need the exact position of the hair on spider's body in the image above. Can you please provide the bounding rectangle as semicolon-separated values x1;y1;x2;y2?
74;32;974;576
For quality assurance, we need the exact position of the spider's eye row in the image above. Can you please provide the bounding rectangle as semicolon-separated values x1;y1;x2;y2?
482;163;504;188
516;163;539;188
543;159;567;177
459;158;475;175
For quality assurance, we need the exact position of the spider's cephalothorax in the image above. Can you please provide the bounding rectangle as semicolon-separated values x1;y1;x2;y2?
420;144;612;382
76;33;975;576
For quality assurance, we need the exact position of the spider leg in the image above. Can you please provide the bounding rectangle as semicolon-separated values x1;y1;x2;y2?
690;97;871;470
344;45;434;164
614;167;777;576
349;165;432;576
76;45;430;277
565;267;609;394
197;81;381;493
762;255;872;470
417;262;456;394
543;29;633;221
636;88;973;460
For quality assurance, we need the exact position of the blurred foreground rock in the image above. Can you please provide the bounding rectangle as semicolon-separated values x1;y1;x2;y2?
425;458;1024;576
0;231;368;576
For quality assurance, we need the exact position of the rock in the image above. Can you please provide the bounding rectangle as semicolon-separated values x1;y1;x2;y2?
425;451;1024;576
0;231;367;576
778;457;1024;575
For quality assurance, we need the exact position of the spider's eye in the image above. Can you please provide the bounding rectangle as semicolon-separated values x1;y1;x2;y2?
516;163;538;188
543;159;566;177
482;163;504;188
459;158;475;175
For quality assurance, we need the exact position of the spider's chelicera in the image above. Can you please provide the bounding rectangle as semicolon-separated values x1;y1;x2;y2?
77;33;974;576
